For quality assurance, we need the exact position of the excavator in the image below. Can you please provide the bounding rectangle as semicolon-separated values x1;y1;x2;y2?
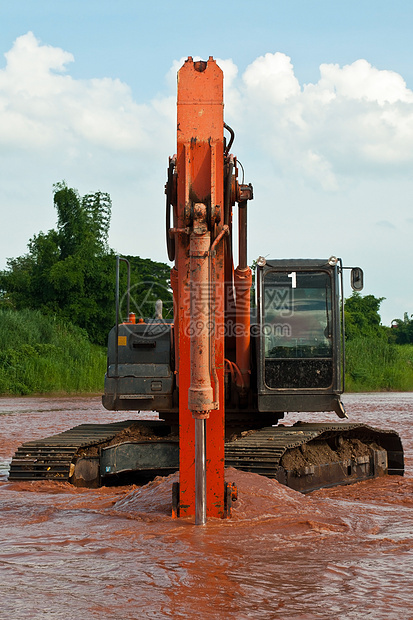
9;57;404;524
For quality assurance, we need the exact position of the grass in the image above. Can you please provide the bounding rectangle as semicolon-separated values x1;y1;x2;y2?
345;337;413;392
0;308;107;395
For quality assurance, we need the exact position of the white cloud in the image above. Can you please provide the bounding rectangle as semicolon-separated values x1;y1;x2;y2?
0;32;171;153
243;52;300;102
375;220;396;229
316;59;413;105
1;30;74;96
0;36;412;322
0;32;177;271
233;53;413;189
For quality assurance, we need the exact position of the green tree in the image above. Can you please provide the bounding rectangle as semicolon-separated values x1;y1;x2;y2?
390;312;413;344
0;182;172;345
53;181;111;258
344;292;386;340
53;183;85;258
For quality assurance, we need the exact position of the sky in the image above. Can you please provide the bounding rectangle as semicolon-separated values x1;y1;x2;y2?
1;0;412;325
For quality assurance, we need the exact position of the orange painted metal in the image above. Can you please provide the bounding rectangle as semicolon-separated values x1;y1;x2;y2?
234;265;252;389
175;57;225;518
233;186;253;390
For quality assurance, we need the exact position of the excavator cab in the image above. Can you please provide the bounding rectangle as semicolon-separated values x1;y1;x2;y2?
256;258;346;418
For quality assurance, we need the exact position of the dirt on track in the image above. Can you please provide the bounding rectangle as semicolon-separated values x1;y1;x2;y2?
0;393;413;620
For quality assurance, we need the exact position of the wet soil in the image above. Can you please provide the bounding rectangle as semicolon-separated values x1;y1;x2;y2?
1;393;413;619
281;437;374;470
78;422;178;458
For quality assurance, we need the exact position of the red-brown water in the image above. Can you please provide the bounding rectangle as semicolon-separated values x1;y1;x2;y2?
1;393;413;619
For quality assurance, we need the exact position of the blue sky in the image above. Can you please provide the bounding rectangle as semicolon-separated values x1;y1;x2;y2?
1;0;412;324
3;1;413;95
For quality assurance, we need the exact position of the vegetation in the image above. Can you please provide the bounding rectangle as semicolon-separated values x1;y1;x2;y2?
0;182;172;345
0;181;172;395
0;308;106;395
344;292;413;391
344;292;385;341
389;312;413;345
345;339;413;392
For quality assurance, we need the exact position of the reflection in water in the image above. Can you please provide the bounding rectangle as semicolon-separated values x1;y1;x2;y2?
0;394;413;619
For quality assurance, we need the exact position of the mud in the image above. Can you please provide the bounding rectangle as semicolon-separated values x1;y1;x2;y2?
78;422;178;458
281;437;374;470
1;393;413;619
104;422;178;445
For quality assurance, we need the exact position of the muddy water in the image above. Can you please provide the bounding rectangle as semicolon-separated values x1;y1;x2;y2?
1;394;413;620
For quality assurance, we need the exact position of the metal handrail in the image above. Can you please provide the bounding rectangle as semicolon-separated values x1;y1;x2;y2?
115;256;130;379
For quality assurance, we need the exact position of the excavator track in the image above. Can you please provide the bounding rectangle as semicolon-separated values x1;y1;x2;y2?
225;422;404;492
9;421;403;493
8;421;136;483
8;420;178;486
